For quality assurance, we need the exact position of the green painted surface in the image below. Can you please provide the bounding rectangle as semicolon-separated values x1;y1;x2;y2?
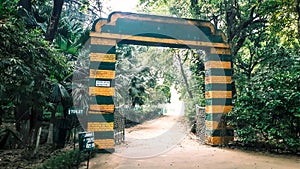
205;68;232;76
90;61;116;70
205;84;232;91
95;148;115;153
119;39;192;49
205;113;224;122
102;19;215;42
94;131;114;139
90;96;114;104
206;98;232;106
206;129;234;137
88;114;114;123
90;45;116;54
205;54;231;62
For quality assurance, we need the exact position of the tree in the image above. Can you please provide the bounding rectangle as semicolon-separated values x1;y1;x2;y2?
228;40;300;152
0;0;69;148
17;0;64;42
15;0;102;147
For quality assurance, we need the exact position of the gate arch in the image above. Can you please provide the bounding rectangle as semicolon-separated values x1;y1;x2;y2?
88;12;233;152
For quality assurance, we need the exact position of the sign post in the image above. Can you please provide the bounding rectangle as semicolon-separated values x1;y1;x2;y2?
78;132;95;169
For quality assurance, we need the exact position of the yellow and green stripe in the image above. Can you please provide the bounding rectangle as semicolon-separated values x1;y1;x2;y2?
88;37;117;152
205;51;233;145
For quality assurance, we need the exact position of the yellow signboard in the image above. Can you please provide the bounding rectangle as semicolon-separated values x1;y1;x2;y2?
205;76;231;84
205;105;232;113
89;104;114;113
88;122;114;131
205;61;231;70
89;87;114;96
205;91;232;99
90;69;115;79
90;53;116;62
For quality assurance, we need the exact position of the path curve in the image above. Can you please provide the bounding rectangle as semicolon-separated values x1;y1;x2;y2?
83;113;300;169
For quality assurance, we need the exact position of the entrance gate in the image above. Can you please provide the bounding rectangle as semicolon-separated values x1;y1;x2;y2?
87;12;233;152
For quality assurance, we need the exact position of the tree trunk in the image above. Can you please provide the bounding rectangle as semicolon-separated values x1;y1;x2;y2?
176;51;193;99
0;107;3;126
14;102;30;132
47;103;57;145
296;0;300;42
33;127;42;156
47;123;54;144
45;0;64;42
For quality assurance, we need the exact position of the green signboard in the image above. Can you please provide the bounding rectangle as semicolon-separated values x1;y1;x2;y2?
78;132;95;151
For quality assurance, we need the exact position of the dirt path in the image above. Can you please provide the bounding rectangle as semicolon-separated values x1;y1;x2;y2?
83;112;300;169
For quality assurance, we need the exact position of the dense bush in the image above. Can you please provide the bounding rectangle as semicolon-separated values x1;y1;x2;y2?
228;46;300;153
0;0;69;122
35;148;95;169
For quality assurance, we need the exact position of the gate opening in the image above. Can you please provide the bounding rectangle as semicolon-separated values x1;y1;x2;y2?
87;12;233;152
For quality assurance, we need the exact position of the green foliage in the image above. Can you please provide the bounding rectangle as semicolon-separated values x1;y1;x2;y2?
139;0;300;152
72;49;90;111
116;45;171;108
55;9;90;58
175;49;205;121
128;67;154;107
155;85;171;103
138;0;192;18
35;149;95;169
228;42;300;152
115;44;205;121
0;0;70;119
124;106;162;126
16;0;91;57
224;0;300;152
0;0;19;19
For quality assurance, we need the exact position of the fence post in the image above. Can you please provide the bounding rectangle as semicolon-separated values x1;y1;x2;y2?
195;105;206;144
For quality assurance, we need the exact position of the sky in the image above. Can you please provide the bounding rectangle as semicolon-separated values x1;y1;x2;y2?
102;0;139;16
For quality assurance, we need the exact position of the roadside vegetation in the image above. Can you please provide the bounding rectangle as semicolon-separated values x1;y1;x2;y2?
0;0;299;168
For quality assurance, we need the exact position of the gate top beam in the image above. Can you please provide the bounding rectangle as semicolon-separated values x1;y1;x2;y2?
90;32;229;49
91;12;230;49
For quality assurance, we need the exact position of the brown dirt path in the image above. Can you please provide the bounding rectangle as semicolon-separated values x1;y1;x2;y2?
82;113;300;169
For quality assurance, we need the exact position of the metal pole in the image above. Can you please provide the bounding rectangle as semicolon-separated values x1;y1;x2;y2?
76;150;81;169
87;151;91;169
73;127;76;150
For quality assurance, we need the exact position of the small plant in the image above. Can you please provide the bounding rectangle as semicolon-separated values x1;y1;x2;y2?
35;149;95;169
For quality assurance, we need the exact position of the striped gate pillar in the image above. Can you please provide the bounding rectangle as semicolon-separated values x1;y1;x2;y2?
205;47;234;145
88;37;117;152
